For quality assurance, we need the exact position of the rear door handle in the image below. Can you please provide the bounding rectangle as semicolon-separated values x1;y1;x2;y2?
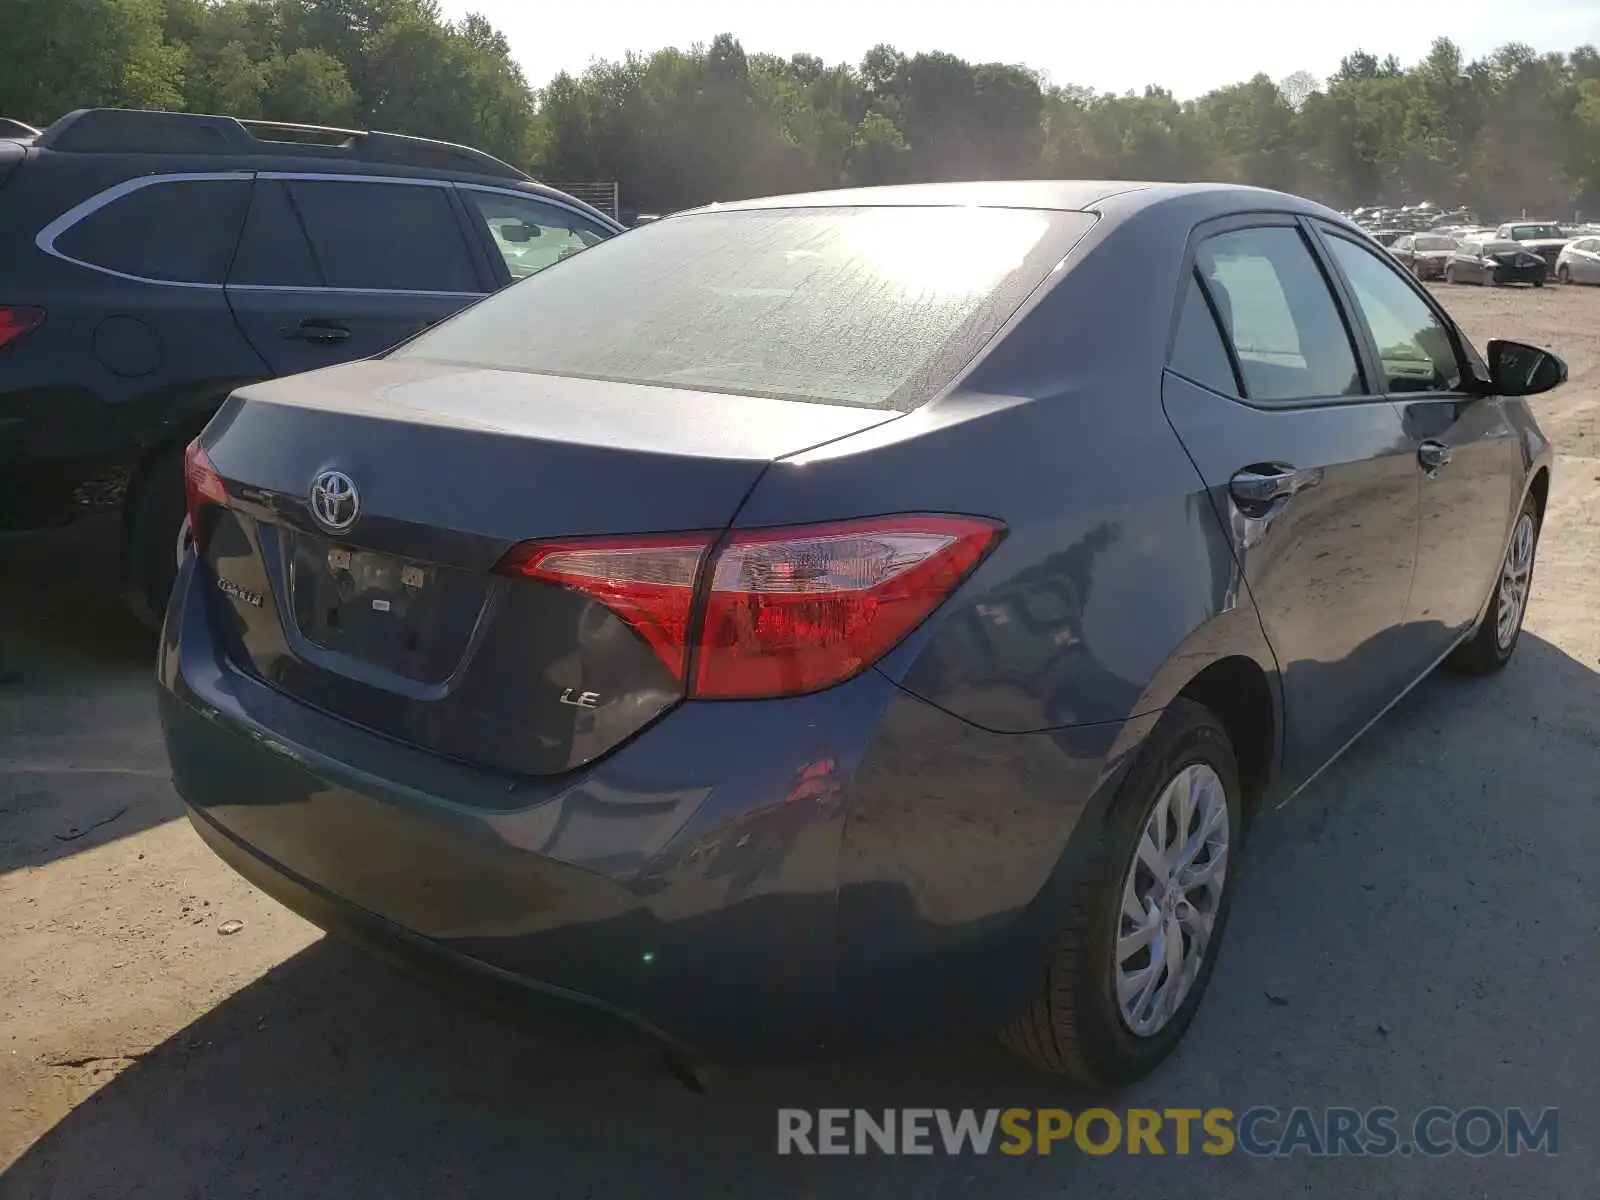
1230;464;1321;508
1418;440;1453;472
283;319;352;344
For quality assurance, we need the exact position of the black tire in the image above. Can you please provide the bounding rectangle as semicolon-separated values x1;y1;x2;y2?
1444;493;1540;676
121;444;188;631
1443;264;1457;284
998;698;1244;1085
1533;277;1545;289
1556;265;1571;285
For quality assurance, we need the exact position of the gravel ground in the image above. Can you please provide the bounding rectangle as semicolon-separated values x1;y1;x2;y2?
2;283;1598;1197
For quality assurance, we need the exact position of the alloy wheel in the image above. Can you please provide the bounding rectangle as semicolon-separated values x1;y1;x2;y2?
1495;512;1536;650
1114;763;1230;1037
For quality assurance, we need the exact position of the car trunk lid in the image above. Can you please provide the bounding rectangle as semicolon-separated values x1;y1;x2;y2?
195;358;900;776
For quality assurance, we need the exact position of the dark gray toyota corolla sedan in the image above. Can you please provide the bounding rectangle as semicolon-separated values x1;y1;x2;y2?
158;180;1564;1084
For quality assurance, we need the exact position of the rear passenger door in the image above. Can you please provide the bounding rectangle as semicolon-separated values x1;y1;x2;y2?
1574;238;1600;284
225;175;491;377
1159;215;1423;789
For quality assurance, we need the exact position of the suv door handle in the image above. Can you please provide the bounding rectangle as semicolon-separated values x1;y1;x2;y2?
283;319;351;344
1230;464;1321;507
1418;440;1453;472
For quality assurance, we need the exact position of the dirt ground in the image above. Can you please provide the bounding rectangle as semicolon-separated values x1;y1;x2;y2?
2;283;1598;1197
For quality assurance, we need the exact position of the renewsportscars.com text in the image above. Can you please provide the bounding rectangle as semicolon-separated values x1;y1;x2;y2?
776;1106;1559;1158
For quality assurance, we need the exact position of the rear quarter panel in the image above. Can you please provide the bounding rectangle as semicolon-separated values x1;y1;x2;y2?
738;195;1283;735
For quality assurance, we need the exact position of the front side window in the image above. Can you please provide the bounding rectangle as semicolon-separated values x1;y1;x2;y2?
461;190;612;280
285;179;479;293
394;205;1093;410
1194;226;1363;404
54;178;251;284
1323;235;1462;394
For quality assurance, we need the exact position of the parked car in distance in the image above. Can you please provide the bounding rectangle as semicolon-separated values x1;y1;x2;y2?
0;118;40;140
159;179;1562;1087
1390;232;1458;279
1366;227;1408;246
0;107;623;625
1444;235;1548;287
1556;236;1600;284
1494;221;1569;277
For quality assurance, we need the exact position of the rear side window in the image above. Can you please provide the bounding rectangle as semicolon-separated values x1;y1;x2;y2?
1196;226;1363;404
229;179;321;287
1169;270;1241;397
460;189;613;280
285;180;479;292
53;178;251;284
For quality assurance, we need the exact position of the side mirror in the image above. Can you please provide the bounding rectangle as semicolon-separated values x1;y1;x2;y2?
500;221;539;243
1486;339;1567;397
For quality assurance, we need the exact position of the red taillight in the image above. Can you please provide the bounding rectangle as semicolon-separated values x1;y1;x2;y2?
495;515;1002;699
0;306;44;351
695;516;1001;697
182;438;228;546
497;534;713;683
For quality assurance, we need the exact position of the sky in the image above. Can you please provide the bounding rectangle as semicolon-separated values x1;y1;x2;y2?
441;0;1600;100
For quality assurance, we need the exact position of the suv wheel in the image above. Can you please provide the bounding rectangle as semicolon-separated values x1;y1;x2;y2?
121;444;188;630
998;699;1242;1084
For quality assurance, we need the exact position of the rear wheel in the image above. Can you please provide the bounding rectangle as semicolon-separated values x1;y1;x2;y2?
1445;494;1540;676
121;444;188;631
998;699;1242;1085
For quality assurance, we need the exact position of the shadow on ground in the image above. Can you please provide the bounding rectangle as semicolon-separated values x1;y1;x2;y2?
2;632;1593;1197
0;521;178;873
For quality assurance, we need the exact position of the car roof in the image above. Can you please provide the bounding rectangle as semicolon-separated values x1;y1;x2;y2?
18;107;626;231
681;179;1349;223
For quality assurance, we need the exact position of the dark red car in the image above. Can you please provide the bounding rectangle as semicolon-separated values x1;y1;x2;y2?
1390;232;1459;280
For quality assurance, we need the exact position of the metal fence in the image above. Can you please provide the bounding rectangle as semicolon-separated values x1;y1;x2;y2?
548;181;620;219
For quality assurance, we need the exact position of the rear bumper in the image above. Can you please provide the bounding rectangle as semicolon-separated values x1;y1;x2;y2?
158;553;1132;1060
1491;265;1546;285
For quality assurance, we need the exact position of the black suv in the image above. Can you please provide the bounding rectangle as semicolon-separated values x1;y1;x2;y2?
0;107;622;624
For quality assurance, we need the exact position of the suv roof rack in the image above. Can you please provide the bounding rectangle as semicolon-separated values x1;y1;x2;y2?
35;108;531;182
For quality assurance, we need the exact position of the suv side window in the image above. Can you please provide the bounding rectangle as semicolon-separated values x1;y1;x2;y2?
460;189;612;280
229;179;321;287
53;177;251;285
1168;269;1241;396
1322;234;1463;394
1194;226;1364;404
286;179;479;292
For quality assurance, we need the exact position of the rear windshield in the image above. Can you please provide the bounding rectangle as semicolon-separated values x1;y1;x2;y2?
393;205;1095;410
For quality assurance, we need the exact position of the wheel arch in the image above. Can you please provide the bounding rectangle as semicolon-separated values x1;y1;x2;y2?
1175;656;1276;821
1527;465;1550;525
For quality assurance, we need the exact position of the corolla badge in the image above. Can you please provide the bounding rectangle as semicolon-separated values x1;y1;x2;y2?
309;469;360;533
